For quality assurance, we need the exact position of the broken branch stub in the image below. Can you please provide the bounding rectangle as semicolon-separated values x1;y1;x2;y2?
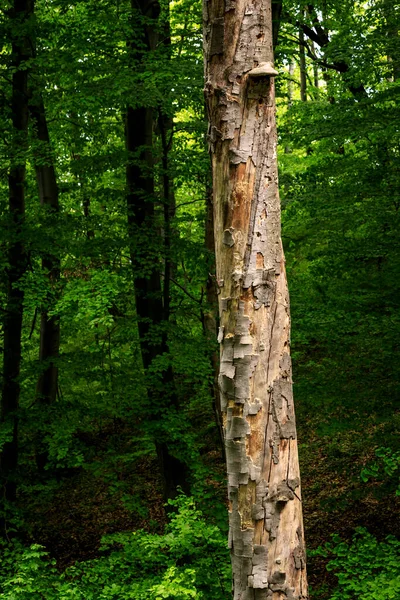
203;0;308;598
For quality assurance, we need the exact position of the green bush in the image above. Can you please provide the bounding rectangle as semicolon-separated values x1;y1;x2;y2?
314;528;400;600
361;447;400;496
0;496;231;599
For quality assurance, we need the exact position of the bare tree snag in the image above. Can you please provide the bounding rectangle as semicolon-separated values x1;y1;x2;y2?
203;0;308;598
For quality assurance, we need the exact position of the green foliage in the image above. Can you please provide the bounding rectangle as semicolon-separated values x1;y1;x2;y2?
361;448;400;496
1;0;400;599
313;528;400;600
0;496;230;600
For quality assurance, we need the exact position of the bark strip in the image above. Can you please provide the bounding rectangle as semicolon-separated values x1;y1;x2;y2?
203;0;308;597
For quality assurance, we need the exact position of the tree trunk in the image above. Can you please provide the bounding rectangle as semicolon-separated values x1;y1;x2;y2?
126;0;188;500
310;42;319;94
383;0;400;81
30;97;60;407
29;94;61;471
204;186;225;460
285;62;295;154
1;0;33;517
203;0;308;597
299;27;307;102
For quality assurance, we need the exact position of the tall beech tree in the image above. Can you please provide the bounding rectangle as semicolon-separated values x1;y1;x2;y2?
203;0;308;598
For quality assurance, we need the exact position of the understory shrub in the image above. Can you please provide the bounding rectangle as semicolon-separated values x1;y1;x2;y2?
315;527;400;600
0;496;230;599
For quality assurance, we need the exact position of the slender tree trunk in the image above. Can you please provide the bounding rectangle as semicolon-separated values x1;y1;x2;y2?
1;0;33;519
159;109;175;322
271;0;282;49
126;0;187;500
285;62;295;154
29;94;61;470
203;0;308;597
30;97;60;407
310;42;319;94
299;27;307;102
383;0;400;81
204;186;225;460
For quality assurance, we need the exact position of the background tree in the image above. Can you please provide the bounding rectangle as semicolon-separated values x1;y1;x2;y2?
1;0;33;521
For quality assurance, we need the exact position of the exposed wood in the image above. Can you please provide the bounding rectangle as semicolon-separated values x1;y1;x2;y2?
204;0;308;597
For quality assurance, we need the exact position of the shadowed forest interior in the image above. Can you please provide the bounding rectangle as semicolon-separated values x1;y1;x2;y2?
0;0;399;598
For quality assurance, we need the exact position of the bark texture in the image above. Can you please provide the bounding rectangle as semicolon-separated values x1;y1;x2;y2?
203;0;308;598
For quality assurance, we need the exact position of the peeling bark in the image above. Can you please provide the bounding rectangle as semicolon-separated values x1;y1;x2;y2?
203;0;308;597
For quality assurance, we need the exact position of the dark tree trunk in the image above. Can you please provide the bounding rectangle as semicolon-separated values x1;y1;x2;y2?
126;0;188;500
1;0;33;522
383;0;400;81
159;109;175;323
30;97;60;407
299;27;307;102
29;94;61;471
203;186;225;460
271;0;282;50
311;42;319;94
285;62;295;154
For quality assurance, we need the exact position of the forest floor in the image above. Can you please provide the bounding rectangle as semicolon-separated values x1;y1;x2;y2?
17;411;400;598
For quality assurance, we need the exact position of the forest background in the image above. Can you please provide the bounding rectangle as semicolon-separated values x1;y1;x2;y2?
0;0;399;598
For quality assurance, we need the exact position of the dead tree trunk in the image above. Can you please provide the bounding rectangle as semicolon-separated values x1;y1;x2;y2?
203;0;308;598
1;0;33;517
